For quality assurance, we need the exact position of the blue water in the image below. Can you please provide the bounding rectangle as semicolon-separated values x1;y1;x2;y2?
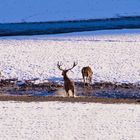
0;16;140;36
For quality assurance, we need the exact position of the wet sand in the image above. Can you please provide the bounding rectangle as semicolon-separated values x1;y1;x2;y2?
0;95;139;104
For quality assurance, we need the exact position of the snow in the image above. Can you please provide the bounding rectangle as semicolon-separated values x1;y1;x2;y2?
0;1;139;140
0;0;140;23
0;101;139;140
0;29;140;83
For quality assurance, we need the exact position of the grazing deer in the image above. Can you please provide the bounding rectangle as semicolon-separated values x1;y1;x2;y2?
57;62;77;97
81;66;93;86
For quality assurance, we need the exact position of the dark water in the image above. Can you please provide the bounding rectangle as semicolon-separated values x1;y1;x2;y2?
0;16;140;36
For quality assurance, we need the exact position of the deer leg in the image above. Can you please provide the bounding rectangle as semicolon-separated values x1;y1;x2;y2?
72;88;75;98
66;91;69;97
82;75;86;87
86;77;90;87
85;77;89;86
82;72;86;87
89;76;92;85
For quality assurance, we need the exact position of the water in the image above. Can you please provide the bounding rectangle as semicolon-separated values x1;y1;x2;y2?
0;16;140;36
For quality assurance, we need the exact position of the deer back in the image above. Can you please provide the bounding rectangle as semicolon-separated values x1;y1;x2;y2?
82;66;93;77
57;61;77;92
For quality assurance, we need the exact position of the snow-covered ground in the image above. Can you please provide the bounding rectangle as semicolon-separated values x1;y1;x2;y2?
0;0;140;23
0;101;139;140
0;29;140;83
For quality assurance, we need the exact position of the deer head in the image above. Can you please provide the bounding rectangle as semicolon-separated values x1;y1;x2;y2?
57;62;78;76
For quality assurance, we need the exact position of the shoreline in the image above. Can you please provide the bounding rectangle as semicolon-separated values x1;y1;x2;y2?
0;95;139;104
0;16;140;36
0;79;140;104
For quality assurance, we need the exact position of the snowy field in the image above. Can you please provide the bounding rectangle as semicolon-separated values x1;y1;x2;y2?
0;0;139;23
0;29;140;84
0;1;140;140
0;101;139;140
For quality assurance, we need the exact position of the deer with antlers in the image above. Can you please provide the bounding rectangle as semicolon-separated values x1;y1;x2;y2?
57;62;77;97
81;66;93;86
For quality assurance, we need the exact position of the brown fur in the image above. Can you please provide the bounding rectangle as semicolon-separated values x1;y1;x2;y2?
81;66;93;86
57;62;77;97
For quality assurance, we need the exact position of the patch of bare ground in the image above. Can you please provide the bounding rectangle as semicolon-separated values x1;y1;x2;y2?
0;79;139;104
0;96;139;104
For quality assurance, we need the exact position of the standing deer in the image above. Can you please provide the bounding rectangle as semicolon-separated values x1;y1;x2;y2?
81;66;93;86
57;62;77;97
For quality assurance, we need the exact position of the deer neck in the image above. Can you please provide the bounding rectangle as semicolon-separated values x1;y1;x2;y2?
63;73;70;81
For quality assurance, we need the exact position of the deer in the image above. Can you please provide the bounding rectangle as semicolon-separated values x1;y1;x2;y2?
81;66;93;86
57;62;77;97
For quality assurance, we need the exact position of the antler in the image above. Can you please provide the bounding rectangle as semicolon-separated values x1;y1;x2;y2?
67;62;78;71
57;62;64;71
57;61;78;71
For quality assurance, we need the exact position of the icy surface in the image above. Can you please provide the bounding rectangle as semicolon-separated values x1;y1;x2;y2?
0;0;140;23
0;29;140;83
0;101;139;140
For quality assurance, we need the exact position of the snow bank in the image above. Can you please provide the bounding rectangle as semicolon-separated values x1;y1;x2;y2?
0;0;140;23
0;101;139;140
0;29;140;83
